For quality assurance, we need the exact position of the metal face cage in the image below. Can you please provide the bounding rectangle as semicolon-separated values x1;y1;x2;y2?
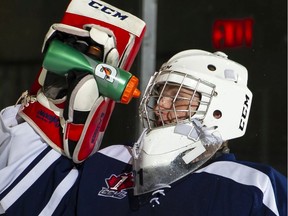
139;70;216;130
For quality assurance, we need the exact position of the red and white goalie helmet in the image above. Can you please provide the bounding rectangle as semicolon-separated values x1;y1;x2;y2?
132;49;253;195
18;0;146;163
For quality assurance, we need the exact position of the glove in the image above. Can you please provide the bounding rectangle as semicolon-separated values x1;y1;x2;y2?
23;0;146;163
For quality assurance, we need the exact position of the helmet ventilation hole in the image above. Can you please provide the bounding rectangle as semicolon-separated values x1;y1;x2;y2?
207;64;216;71
213;110;222;119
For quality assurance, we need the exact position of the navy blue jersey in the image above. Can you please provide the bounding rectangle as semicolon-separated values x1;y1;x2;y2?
0;106;78;216
75;145;135;215
0;106;287;216
127;153;287;216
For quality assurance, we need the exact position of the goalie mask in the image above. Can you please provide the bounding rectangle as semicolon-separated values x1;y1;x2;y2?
132;49;253;195
18;0;146;163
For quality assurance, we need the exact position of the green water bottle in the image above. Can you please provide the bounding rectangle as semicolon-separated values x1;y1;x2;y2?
42;39;140;104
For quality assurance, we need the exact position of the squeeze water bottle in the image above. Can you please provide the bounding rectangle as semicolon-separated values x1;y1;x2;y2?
42;39;140;104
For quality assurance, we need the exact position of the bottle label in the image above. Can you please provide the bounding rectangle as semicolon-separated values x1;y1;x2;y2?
94;63;118;83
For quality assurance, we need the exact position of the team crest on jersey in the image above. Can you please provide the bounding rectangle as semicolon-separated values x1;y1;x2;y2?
98;172;134;199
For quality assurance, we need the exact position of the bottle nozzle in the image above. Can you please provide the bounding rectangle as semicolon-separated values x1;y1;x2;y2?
133;88;141;98
120;75;141;104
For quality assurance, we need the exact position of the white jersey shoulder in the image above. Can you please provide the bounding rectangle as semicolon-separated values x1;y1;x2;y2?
0;105;51;195
99;144;132;164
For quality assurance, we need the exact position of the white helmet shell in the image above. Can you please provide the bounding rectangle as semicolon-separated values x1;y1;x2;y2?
133;49;253;195
141;49;252;141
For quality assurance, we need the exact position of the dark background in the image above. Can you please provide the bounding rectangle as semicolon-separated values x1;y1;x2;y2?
0;0;286;175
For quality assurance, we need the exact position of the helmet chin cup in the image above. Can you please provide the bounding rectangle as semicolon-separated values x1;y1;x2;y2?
132;119;223;195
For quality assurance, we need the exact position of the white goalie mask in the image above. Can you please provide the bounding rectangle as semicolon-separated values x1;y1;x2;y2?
132;49;253;195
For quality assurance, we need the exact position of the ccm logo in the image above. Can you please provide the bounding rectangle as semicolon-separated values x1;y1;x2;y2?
239;94;250;131
89;0;128;20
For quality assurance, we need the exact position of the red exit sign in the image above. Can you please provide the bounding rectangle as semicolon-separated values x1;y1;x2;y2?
212;18;254;48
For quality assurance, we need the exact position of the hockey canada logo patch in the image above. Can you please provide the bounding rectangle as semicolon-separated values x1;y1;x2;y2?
98;172;134;199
